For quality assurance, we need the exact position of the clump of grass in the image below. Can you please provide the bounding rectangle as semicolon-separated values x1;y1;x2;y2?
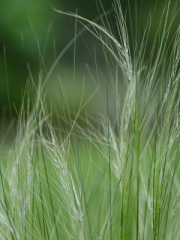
0;0;180;239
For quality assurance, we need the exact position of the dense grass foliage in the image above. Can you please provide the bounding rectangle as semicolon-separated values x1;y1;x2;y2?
0;0;180;239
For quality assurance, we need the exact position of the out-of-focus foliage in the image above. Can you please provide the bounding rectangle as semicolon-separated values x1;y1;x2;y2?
0;0;179;119
0;0;62;117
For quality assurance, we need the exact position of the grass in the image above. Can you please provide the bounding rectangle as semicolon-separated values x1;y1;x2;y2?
0;0;180;239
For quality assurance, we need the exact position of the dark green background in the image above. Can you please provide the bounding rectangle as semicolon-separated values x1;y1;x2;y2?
0;0;179;119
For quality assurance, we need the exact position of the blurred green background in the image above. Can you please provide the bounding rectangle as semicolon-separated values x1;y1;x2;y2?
0;0;179;123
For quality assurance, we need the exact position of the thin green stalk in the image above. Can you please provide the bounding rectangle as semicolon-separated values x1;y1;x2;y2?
127;0;134;54
43;21;52;59
21;33;28;63
107;66;112;240
28;16;47;75
142;148;154;240
163;148;179;240
135;72;140;240
74;10;78;168
73;12;92;240
126;134;135;239
152;101;160;240
101;173;122;240
135;0;138;58
87;156;105;207
4;45;13;137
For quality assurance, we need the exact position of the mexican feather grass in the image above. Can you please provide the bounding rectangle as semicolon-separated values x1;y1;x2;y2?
0;0;180;239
